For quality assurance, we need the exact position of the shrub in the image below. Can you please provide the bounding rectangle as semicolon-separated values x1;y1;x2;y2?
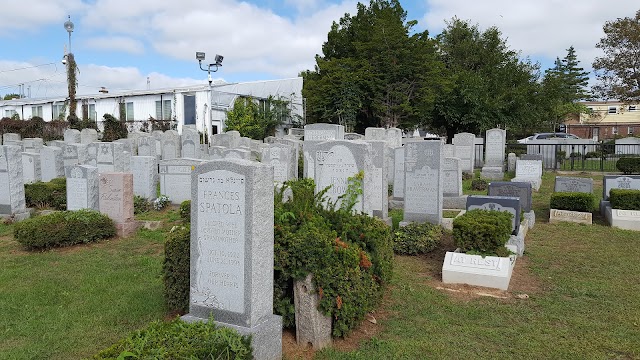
153;195;170;210
452;209;512;257
93;317;252;359
180;200;191;222
163;225;190;314
471;179;488;191
24;178;66;210
393;222;443;255
14;210;115;250
615;157;640;174
609;189;640;210
133;195;150;214
550;192;595;212
462;172;473;181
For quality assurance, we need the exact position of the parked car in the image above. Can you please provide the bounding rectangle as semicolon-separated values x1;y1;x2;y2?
517;133;581;144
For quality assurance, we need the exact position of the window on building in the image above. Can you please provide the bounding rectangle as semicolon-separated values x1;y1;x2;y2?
613;126;618;135
89;104;97;121
629;127;634;135
125;102;134;121
629;105;637;112
155;99;172;119
608;106;617;114
31;106;43;118
5;110;17;118
53;104;65;119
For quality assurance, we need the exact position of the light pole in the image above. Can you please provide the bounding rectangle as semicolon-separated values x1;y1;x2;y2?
64;15;74;52
196;52;223;143
63;15;77;122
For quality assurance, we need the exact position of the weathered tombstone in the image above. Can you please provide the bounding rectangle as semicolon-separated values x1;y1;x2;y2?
3;133;21;145
344;133;364;140
466;195;521;235
364;127;386;141
554;176;593;193
64;129;81;143
132;156;158;200
99;172;137;237
481;129;506;180
209;146;226;160
386;128;403;148
238;137;252;148
520;154;543;162
137;135;158;158
272;138;301;179
294;274;332;349
21;152;41;184
47;140;67;149
488;181;532;213
200;144;209;159
507;153;517;172
452;132;476;173
475;137;484;167
96;142;125;173
22;138;43;153
115;138;137;156
63;143;88;169
182;159;282;360
442;157;463;197
402;140;443;225
40;146;64;182
392;147;405;200
365;140;389;221
161;130;181;160
511;159;543;191
314;140;372;215
211;132;240;148
261;143;295;183
65;165;99;211
152;130;164;156
80;128;99;144
223;148;253;160
303;123;344;179
159;158;205;204
0;145;28;219
442;144;455;158
182;127;201;159
602;175;640;200
122;151;132;173
264;136;277;144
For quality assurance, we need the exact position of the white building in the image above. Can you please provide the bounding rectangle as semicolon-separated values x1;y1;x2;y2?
0;77;304;137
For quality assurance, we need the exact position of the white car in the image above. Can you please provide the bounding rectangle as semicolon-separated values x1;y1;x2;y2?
517;133;580;144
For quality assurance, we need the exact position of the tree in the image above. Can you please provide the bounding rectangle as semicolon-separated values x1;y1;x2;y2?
66;53;79;126
224;96;290;140
592;9;640;102
301;0;444;131
431;18;541;139
2;93;21;100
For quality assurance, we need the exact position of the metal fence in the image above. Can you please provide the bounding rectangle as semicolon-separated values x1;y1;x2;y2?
473;142;640;172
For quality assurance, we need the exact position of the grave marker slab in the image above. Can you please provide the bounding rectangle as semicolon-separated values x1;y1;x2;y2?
466;195;521;235
132;156;158;200
65;165;99;211
402;140;443;224
99;172;137;237
80;128;98;144
21;152;41;184
159;158;205;204
63;144;88;169
0;145;27;217
303;123;344;178
365;140;388;219
488;181;532;212
41;146;64;182
442;157;463;197
95;142;125;173
261;143;295;183
603;175;640;200
64;129;80;143
511;159;543;190
392;146;405;200
182;127;201;159
452;132;476;173
481;129;506;180
554;176;593;193
22;138;43;153
161;130;181;160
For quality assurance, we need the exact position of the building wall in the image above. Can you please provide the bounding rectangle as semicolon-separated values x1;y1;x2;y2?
565;101;640;141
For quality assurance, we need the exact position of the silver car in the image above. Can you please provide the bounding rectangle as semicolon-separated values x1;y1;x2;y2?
517;133;580;144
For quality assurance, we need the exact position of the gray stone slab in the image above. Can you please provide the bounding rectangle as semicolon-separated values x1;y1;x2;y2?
261;143;296;183
21;152;41;184
554;176;593;193
403;140;443;225
0;145;26;215
364;127;386;141
365;140;388;219
182;127;201;159
132;156;158;200
603;175;640;200
41;146;64;182
64;129;80;143
466;195;521;235
22;138;43;153
159;158;205;204
63;143;88;169
65;165;99;211
442;157;462;197
161;130;181;160
507;153;516;172
80;128;98;144
303;123;345;179
484;128;506;167
386;128;403;148
136;135;158;158
488;181;532;212
392;147;404;199
344;133;364;140
452;132;476;173
94;142;125;173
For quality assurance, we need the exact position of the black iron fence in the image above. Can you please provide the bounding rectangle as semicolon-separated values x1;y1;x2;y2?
473;142;640;172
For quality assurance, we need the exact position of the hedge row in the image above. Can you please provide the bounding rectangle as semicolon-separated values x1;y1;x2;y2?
14;210;115;250
162;226;190;314
609;189;640;210
615;157;640;175
24;178;66;210
393;222;443;255
452;209;512;257
550;192;595;212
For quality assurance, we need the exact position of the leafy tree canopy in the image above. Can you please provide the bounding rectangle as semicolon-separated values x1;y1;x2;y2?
224;96;290;140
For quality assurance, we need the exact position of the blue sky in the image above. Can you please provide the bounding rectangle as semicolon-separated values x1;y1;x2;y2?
0;0;637;99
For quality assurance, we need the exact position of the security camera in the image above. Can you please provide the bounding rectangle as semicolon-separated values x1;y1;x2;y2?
214;54;224;65
61;55;67;65
196;52;206;61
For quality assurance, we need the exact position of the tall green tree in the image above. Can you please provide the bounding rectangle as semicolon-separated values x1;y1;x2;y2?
431;18;541;139
592;9;640;102
224;96;290;140
301;0;444;131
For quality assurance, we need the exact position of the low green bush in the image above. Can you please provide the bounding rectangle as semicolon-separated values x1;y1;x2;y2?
393;222;443;255
550;192;595;212
163;225;190;314
615;157;640;174
93;317;252;359
133;195;150;214
471;179;488;191
14;210;115;250
609;189;640;210
462;172;473;181
180;200;191;222
452;209;512;257
24;177;66;210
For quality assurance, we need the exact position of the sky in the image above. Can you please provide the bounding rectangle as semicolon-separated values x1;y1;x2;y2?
0;0;638;99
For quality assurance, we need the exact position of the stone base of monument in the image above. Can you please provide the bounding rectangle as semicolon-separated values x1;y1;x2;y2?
388;198;404;210
511;177;541;191
441;210;465;231
442;245;518;290
0;210;31;222
480;166;504;180
182;314;283;360
523;210;535;229
443;196;467;210
137;220;163;230
114;221;139;238
294;274;332;350
604;205;640;231
507;218;529;257
599;200;609;216
549;209;592;225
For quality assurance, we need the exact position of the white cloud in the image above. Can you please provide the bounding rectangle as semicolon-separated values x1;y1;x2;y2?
422;0;640;71
0;0;86;36
84;36;146;55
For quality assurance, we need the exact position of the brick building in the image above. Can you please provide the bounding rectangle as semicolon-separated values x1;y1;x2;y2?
565;101;640;141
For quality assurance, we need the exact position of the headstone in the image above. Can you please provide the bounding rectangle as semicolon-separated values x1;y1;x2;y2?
223;148;253;160
386;128;403;148
481;129;506;180
40;146;64;182
452;132;476;173
63;143;88;169
365;140;389;220
0;145;27;217
475;137;484;167
64;129;81;143
603;175;640;200
402;140;443;225
122;151;132;173
152;130;164;156
466;195;521;235
293;274;332;349
137;135;158;158
238;137;252;148
115;138;137;156
344;133;364;140
364;127;386;141
132;156;158;200
520;154;543;162
554;176;593;193
303;123;344;178
80;128;99;144
261;144;296;183
442;157;462;197
488;181;532;213
511;159;543;191
65;165;99;211
95;142;125;173
182;159;282;360
21;152;41;184
22;138;43;153
2;133;21;145
209;146;226;160
182;127;201;159
264;136;277;144
314;140;372;215
161;130;181;160
507;153;517;172
98;172;137;237
211;132;240;148
392;147;405;199
159;158;205;204
200;144;209;159
272;138;301;179
442;144;455;158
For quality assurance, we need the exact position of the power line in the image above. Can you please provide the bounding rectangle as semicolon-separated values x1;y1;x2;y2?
0;62;57;74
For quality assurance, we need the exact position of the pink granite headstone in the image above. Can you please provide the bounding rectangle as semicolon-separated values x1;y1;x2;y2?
98;172;138;237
